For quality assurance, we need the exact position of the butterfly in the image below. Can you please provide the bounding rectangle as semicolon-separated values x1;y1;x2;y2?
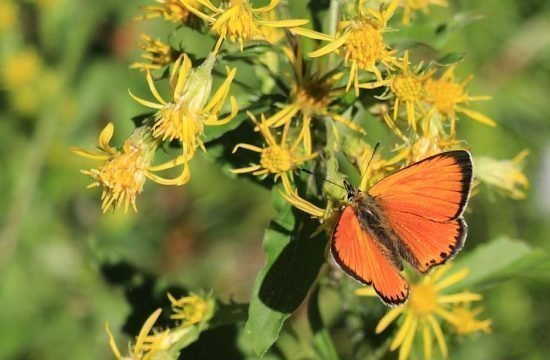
331;150;473;306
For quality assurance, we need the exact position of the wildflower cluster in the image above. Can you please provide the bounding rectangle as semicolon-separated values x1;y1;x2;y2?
68;0;530;358
357;265;491;360
106;293;214;359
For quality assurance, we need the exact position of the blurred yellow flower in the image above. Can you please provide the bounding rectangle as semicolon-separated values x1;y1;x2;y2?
232;112;317;195
105;293;214;359
106;308;162;360
72;123;190;212
138;0;199;23
356;265;487;360
424;66;496;134
1;48;42;89
168;293;214;327
450;304;492;335
0;0;18;32
130;53;237;160
180;0;308;53
293;0;400;94
130;34;177;72
400;0;448;25
475;150;529;199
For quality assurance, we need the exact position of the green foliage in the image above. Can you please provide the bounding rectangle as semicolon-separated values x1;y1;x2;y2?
244;187;327;357
1;0;549;359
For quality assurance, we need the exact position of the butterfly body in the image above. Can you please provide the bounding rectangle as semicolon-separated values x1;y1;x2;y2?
331;150;473;306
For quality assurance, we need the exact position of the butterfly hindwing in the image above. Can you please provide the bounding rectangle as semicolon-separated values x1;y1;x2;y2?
331;206;409;305
368;150;473;273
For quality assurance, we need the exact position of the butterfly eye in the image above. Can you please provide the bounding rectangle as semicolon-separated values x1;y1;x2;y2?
343;180;357;200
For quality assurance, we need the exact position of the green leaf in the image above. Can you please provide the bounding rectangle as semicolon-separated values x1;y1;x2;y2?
436;52;466;66
450;237;537;291
243;186;328;357
308;286;340;360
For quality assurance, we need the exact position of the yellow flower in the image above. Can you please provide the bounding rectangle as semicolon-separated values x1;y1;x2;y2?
106;308;163;360
0;0;18;33
1;48;42;89
232;112;317;195
356;265;487;360
400;0;448;25
449;304;492;335
266;45;366;154
293;0;400;94
168;293;214;327
385;116;465;165
130;52;238;160
130;34;177;72
342;137;405;191
138;0;199;23
72;123;190;213
105;293;214;360
180;0;308;53
361;51;435;132
475;150;529;199
424;66;496;134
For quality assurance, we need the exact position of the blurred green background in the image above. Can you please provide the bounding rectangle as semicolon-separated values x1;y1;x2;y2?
0;0;549;359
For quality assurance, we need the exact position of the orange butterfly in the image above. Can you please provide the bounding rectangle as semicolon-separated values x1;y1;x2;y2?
332;150;473;306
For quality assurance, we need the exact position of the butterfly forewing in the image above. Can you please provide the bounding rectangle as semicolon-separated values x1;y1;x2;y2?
368;150;473;273
368;150;473;221
332;206;409;306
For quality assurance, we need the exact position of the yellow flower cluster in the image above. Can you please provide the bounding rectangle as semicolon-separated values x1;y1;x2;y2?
106;293;214;359
73;0;528;214
74;51;237;212
356;265;491;360
63;1;531;358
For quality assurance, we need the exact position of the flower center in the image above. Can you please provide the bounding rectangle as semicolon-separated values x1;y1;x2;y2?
153;104;184;141
220;0;260;41
91;142;152;212
392;75;422;102
295;81;331;114
409;283;438;315
344;20;385;69
424;77;464;115
260;145;294;173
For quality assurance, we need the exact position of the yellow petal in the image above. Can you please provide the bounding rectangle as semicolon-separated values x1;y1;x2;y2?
427;315;448;358
375;306;405;334
438;292;482;304
309;34;348;58
98;122;114;150
70;147;110;160
290;27;336;42
434;268;469;291
252;0;279;13
258;19;309;28
423;323;433;360
456;106;497;127
399;317;418;360
390;311;414;351
104;322;122;359
134;308;162;353
354;287;377;297
128;89;164;110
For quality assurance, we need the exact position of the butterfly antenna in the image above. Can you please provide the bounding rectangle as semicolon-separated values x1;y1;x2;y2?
299;168;346;190
364;142;380;173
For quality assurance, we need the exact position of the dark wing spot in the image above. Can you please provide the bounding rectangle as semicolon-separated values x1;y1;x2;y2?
440;252;447;258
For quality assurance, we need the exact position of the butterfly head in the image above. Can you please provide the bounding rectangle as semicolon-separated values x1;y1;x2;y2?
343;180;359;201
